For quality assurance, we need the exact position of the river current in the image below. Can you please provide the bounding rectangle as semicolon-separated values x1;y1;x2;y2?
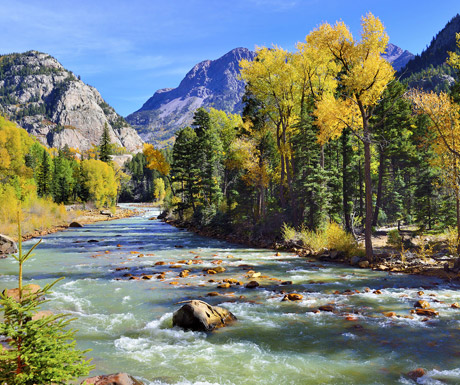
1;206;460;384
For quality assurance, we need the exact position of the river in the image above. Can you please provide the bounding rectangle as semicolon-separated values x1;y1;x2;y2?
1;206;460;384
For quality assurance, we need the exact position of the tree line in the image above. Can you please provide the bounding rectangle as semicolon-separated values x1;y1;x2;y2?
143;14;460;261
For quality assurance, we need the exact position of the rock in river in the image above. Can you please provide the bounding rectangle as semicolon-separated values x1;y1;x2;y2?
0;234;17;257
172;299;236;331
82;373;144;385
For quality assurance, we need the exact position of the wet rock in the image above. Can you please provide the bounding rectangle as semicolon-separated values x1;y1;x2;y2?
5;284;41;302
451;302;460;309
88;239;99;243
206;269;217;274
156;273;166;279
318;305;334;312
206;292;220;297
82;373;144;385
148;217;157;220
217;283;231;289
142;275;153;280
245;281;259;289
414;300;430;309
417;290;424;296
172;299;236;331
358;260;370;268
373;290;383;295
249;271;261;278
350;256;361;265
223;278;239;284
213;266;226;273
383;312;397;318
282;293;303;301
281;281;293;285
174;245;184;248
69;222;83;228
155;261;166;266
415;308;439;317
179;270;190;278
0;234;17;257
407;368;425;380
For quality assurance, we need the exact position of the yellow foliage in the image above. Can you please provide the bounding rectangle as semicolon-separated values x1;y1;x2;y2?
143;143;170;175
81;159;118;208
311;13;395;138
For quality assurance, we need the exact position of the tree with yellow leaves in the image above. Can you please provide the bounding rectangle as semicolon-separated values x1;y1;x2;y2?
240;46;297;208
143;143;170;176
409;90;460;250
311;13;395;261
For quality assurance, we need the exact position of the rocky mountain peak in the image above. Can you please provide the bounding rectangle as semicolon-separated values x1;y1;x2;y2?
0;50;143;153
126;47;256;146
381;43;414;71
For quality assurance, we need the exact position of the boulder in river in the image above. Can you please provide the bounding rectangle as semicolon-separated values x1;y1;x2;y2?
0;234;17;258
82;373;144;385
172;299;236;331
69;221;84;228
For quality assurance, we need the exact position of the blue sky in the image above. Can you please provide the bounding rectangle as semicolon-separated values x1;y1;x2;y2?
1;0;459;116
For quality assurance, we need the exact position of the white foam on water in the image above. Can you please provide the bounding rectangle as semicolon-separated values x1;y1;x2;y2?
416;368;460;384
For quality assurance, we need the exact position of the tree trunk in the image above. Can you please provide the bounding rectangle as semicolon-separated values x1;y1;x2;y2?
363;128;374;262
342;129;351;232
372;150;386;227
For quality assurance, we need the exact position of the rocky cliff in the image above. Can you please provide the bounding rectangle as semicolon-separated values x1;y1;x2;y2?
0;51;143;152
126;47;256;146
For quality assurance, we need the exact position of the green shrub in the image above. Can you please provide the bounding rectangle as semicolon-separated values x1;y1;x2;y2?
387;229;402;249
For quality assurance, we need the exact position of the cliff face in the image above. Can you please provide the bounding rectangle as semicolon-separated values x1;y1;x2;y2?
126;47;256;146
0;51;143;152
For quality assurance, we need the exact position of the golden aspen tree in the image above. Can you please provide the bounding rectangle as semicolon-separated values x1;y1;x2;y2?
311;13;395;261
409;90;460;250
240;46;297;208
144;143;170;176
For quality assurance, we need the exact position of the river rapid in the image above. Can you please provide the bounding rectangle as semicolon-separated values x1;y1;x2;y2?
1;206;460;385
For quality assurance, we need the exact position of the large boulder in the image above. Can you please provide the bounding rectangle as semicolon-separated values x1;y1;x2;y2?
0;234;17;258
172;300;236;332
82;373;144;385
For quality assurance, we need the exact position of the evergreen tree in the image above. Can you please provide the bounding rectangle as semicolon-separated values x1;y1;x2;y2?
99;123;112;163
36;149;53;197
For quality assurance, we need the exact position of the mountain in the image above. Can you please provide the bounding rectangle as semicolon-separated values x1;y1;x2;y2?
0;51;143;152
126;47;256;146
381;43;414;71
399;14;460;92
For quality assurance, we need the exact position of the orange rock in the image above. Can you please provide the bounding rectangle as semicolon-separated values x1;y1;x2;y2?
407;368;425;380
383;312;397;318
364;288;371;292
207;269;217;274
177;260;187;264
414;300;430;309
6;284;41;302
276;252;281;256
142;275;153;280
170;265;181;269
415;308;439;317
156;273;166;279
130;251;139;254
282;293;303;301
223;278;239;284
117;244;122;247
214;266;226;273
137;254;144;258
155;261;166;266
417;290;424;296
373;290;382;295
105;250;110;254
217;283;231;289
169;281;179;285
207;292;220;296
211;260;223;265
179;270;190;278
318;305;334;312
451;302;460;308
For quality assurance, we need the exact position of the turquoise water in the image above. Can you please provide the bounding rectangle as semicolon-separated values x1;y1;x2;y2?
1;206;460;384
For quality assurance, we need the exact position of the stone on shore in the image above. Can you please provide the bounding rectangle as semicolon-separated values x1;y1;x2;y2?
172;300;236;331
0;234;17;258
69;222;84;228
82;373;144;385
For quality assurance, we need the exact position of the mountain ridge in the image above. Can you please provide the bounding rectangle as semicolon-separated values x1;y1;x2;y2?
0;50;143;153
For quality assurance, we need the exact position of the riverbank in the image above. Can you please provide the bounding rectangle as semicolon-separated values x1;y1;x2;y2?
162;216;460;283
21;205;140;242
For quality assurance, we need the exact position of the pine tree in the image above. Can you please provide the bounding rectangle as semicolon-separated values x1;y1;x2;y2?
0;216;93;384
99;123;112;163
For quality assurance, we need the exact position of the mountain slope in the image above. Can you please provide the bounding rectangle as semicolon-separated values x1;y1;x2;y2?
0;51;143;152
381;43;414;71
126;47;256;145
